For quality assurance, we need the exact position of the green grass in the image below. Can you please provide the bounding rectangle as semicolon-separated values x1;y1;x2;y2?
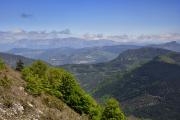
42;95;64;111
0;75;12;88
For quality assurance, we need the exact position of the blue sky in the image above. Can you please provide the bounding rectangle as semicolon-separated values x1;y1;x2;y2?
0;0;180;35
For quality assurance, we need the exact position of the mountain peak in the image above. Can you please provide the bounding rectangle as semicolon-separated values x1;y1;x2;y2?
164;41;178;45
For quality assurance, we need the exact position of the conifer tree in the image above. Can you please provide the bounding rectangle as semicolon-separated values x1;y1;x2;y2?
16;59;24;71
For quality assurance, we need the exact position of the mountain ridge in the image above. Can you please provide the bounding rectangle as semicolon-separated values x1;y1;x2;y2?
62;47;173;92
93;53;180;120
0;52;35;67
8;45;140;65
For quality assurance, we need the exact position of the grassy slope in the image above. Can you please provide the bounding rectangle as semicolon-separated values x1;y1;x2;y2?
0;66;87;120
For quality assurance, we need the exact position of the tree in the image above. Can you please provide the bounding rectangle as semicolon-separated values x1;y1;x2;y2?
101;98;125;120
0;58;5;70
30;60;48;77
16;59;24;71
22;61;102;119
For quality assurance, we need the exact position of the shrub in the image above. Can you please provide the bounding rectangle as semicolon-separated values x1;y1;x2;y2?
22;61;101;119
0;59;5;70
30;60;48;78
101;98;125;120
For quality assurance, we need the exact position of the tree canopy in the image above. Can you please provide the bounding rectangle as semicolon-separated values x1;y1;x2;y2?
101;98;125;120
22;61;102;119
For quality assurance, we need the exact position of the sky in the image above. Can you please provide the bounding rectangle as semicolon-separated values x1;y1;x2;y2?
0;0;180;43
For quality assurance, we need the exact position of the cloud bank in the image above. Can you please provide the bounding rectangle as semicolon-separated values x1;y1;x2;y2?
0;29;180;44
82;33;180;44
0;29;72;43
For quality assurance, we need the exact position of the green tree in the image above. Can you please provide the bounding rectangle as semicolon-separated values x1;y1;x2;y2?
22;61;103;119
16;59;24;71
0;59;5;70
30;60;48;78
101;98;125;120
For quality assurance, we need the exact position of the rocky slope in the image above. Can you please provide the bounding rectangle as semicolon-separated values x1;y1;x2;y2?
0;66;87;120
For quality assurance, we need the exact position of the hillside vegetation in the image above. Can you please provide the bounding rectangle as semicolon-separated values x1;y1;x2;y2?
0;62;85;120
94;53;180;120
0;59;125;120
62;48;180;120
62;47;172;92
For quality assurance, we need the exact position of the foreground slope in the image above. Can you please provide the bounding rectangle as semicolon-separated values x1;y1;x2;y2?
94;53;180;120
0;66;85;120
0;61;125;120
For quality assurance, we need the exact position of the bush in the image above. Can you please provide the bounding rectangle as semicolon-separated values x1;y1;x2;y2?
101;98;125;120
30;60;48;78
0;59;5;70
22;61;101;119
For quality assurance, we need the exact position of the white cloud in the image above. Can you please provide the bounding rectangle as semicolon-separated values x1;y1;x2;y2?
0;29;180;44
82;33;180;43
82;33;104;40
0;29;72;43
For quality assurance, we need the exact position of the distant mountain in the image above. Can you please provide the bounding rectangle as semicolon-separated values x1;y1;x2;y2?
62;47;172;92
0;52;34;67
8;45;140;65
11;37;120;49
150;41;180;52
93;53;180;120
8;48;45;59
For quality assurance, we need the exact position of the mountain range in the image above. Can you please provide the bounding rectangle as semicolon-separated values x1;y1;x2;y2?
150;41;180;52
0;37;120;51
8;45;140;65
6;41;180;66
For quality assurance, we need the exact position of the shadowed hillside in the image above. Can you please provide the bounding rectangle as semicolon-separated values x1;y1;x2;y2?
94;53;180;120
62;47;173;92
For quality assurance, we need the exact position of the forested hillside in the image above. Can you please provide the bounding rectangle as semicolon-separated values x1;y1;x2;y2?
62;48;172;92
94;53;180;120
